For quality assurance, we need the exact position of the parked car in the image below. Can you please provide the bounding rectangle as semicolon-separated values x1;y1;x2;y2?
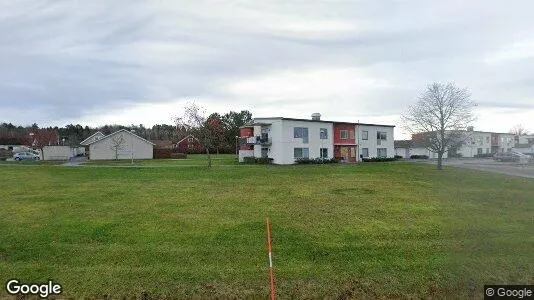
493;151;529;162
13;152;40;161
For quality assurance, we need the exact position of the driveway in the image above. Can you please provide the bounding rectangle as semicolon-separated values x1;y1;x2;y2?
61;156;88;166
430;158;534;179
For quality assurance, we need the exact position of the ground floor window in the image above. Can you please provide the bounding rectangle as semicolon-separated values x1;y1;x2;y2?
320;148;328;158
377;148;387;157
294;147;309;158
361;148;369;158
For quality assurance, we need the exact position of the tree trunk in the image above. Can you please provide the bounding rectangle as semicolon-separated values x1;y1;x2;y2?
437;151;443;170
206;147;212;169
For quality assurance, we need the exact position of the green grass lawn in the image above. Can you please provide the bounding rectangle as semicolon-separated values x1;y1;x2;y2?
1;156;533;298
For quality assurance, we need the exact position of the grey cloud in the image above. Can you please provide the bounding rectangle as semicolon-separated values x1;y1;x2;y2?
1;1;534;126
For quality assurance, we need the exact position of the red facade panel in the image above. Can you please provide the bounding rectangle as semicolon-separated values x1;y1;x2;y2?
333;123;356;145
239;127;254;138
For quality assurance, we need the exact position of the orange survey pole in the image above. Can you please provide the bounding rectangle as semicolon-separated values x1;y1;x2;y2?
266;217;276;300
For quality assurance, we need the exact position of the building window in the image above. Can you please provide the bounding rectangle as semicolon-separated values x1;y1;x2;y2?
362;130;368;140
294;127;304;138
340;130;348;139
320;128;328;139
361;148;369;158
320;148;328;158
486;137;490;143
477;148;483;155
377;148;387;157
486;148;489;154
294;147;309;158
377;131;387;145
294;127;309;143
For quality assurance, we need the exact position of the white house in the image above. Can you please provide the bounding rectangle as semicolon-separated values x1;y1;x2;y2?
87;129;154;160
80;131;105;145
238;114;395;164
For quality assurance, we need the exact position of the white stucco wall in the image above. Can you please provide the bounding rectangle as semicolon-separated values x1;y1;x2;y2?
457;132;492;157
238;150;254;162
253;118;334;164
42;146;71;160
89;131;153;160
356;125;395;158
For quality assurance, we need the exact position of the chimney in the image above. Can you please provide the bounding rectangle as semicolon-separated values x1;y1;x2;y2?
311;113;321;121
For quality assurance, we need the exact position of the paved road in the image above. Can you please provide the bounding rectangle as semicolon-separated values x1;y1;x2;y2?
431;158;534;179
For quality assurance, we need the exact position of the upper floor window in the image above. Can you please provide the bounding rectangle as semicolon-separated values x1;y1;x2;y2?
294;127;309;143
320;128;328;139
362;130;368;140
377;131;387;145
340;130;349;139
377;131;387;140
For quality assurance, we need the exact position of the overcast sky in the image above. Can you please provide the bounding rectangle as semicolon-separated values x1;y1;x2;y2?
1;0;533;138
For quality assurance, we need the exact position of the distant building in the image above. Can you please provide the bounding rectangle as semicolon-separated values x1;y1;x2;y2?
238;114;395;164
175;135;204;153
86;129;154;160
395;127;516;159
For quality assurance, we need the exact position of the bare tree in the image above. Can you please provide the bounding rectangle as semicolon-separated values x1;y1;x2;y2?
509;124;529;136
401;82;476;169
110;134;125;160
175;103;221;168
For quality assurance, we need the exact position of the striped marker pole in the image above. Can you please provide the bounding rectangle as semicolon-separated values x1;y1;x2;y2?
266;217;276;300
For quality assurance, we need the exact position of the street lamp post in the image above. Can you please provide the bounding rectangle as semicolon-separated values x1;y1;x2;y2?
235;136;239;159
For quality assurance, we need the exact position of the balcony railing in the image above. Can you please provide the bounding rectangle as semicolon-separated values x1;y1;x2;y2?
239;136;271;145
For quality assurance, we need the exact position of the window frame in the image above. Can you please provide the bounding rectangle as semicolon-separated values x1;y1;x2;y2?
320;128;328;139
340;130;349;140
362;130;368;140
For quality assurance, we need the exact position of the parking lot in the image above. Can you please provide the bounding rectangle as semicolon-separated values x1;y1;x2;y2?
436;158;534;179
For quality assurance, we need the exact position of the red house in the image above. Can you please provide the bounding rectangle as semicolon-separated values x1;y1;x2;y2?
175;135;204;153
333;122;357;162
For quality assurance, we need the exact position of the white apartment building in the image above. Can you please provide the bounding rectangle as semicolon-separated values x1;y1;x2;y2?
238;114;395;164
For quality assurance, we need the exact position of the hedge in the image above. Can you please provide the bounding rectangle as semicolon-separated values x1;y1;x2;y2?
243;156;273;164
410;155;429;159
295;157;340;164
362;157;399;162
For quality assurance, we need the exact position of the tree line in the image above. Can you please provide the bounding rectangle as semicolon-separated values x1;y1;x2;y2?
0;109;252;154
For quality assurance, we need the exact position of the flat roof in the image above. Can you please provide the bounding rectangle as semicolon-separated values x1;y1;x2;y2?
253;117;395;127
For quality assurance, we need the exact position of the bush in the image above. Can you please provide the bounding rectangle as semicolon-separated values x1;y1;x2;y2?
295;157;340;164
474;153;493;158
154;149;172;159
410;155;429;159
362;157;399;162
243;156;273;164
170;153;187;159
394;155;403;159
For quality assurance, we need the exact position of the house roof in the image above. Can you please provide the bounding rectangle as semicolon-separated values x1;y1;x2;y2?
80;131;105;145
176;135;199;144
87;129;155;146
253;117;395;127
